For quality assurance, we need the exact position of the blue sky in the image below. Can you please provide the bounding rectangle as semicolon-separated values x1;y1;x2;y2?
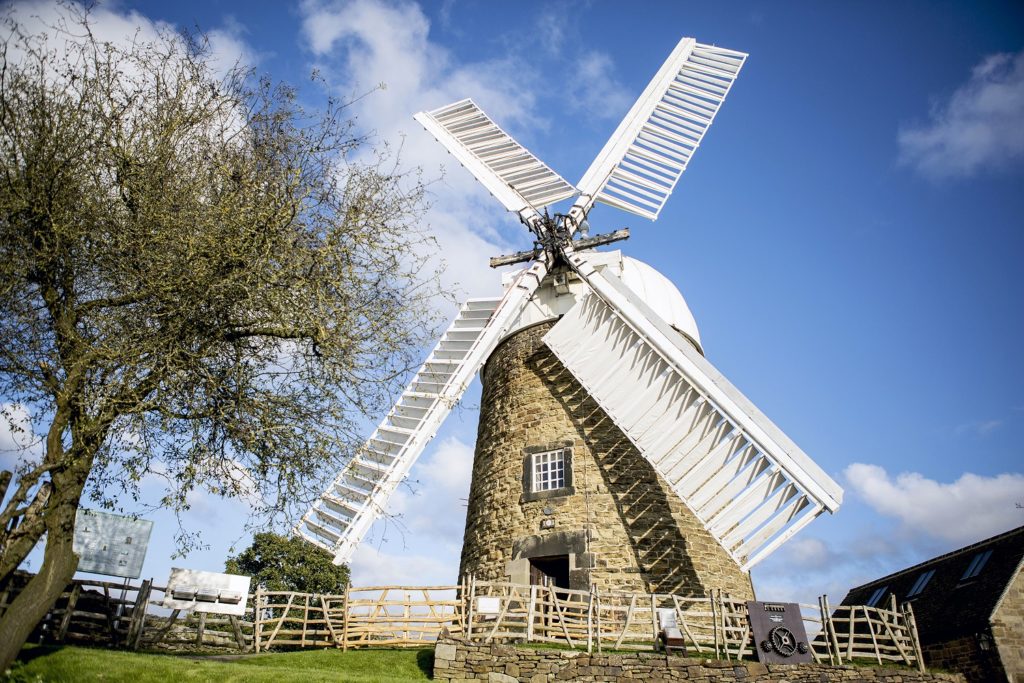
3;0;1023;605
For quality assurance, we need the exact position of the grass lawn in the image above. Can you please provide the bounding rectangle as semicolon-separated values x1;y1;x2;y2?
6;645;434;682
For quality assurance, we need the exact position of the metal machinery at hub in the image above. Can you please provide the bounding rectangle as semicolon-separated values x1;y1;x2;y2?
295;37;844;595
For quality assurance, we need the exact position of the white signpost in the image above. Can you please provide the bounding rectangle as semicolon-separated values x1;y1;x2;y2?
160;568;252;616
155;568;253;650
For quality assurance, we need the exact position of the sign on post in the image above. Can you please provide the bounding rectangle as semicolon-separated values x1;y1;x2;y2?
72;509;154;579
160;568;252;616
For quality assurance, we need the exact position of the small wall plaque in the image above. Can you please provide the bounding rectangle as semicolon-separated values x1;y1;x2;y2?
476;596;501;615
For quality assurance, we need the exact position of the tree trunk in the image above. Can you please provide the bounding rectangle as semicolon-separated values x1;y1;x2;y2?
0;465;88;671
0;482;53;588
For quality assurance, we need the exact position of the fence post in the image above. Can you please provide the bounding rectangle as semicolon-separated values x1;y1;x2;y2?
721;591;732;661
822;595;841;664
904;602;926;673
595;586;602;654
817;595;835;665
126;579;152;651
57;583;82;643
712;589;723;659
196;612;207;646
229;614;246;651
466;575;476;642
864;606;882;665
526;584;537;642
403;590;411;643
301;593;310;647
650;593;658;645
586;585;594;654
459;576;466;636
254;588;262;653
341;584;351;651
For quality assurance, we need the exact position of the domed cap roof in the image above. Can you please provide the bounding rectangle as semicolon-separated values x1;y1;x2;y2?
619;256;702;352
501;251;702;353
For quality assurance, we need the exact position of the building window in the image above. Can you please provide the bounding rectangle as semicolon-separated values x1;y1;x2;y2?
522;444;574;502
961;549;993;581
907;569;935;597
865;586;888;607
532;450;566;492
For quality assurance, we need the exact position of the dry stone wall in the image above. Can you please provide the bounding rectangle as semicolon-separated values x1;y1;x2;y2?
433;636;965;683
460;322;754;597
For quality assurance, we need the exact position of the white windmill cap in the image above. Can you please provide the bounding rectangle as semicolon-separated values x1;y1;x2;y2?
501;251;702;353
619;256;702;352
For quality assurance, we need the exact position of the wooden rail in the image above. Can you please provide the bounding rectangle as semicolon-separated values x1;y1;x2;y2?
0;572;923;668
461;581;921;669
814;594;925;671
0;573;254;651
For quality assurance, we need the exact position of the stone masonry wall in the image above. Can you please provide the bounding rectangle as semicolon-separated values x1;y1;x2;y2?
433;636;966;683
459;322;754;597
917;565;1023;683
992;565;1024;683
921;635;1005;683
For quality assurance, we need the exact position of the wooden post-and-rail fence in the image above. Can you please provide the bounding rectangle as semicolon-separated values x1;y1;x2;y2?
0;573;924;669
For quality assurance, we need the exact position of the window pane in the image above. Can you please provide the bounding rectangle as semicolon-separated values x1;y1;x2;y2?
961;549;993;580
907;570;934;597
532;450;566;492
866;586;888;607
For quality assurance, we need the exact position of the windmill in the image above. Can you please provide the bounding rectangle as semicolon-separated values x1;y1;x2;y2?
295;38;843;593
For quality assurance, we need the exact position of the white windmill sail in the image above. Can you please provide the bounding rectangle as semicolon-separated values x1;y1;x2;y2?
544;254;842;570
297;260;550;564
572;39;747;222
415;99;578;215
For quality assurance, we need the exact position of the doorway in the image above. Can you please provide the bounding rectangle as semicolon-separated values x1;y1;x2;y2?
529;555;570;590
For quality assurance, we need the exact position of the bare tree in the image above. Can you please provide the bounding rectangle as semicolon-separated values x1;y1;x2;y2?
0;7;443;666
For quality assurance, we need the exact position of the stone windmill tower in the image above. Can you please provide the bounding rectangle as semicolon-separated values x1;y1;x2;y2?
296;38;843;598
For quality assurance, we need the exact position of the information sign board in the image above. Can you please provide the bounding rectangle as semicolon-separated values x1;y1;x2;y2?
72;509;153;579
160;568;252;616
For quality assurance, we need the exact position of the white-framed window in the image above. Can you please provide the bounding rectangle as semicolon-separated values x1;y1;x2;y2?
531;450;566;492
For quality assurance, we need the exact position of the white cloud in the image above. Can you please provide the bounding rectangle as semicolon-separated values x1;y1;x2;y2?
776;536;834;571
0;403;42;474
844;463;1024;544
204;17;260;76
349;543;457;585
3;1;253;81
954;418;1004;437
756;463;1024;605
344;436;473;585
566;50;633;121
899;49;1024;179
532;3;570;57
528;4;632;122
298;0;554;302
754;532;884;603
386;436;473;537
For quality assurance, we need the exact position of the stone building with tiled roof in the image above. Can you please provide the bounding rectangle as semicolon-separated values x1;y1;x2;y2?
839;525;1024;683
